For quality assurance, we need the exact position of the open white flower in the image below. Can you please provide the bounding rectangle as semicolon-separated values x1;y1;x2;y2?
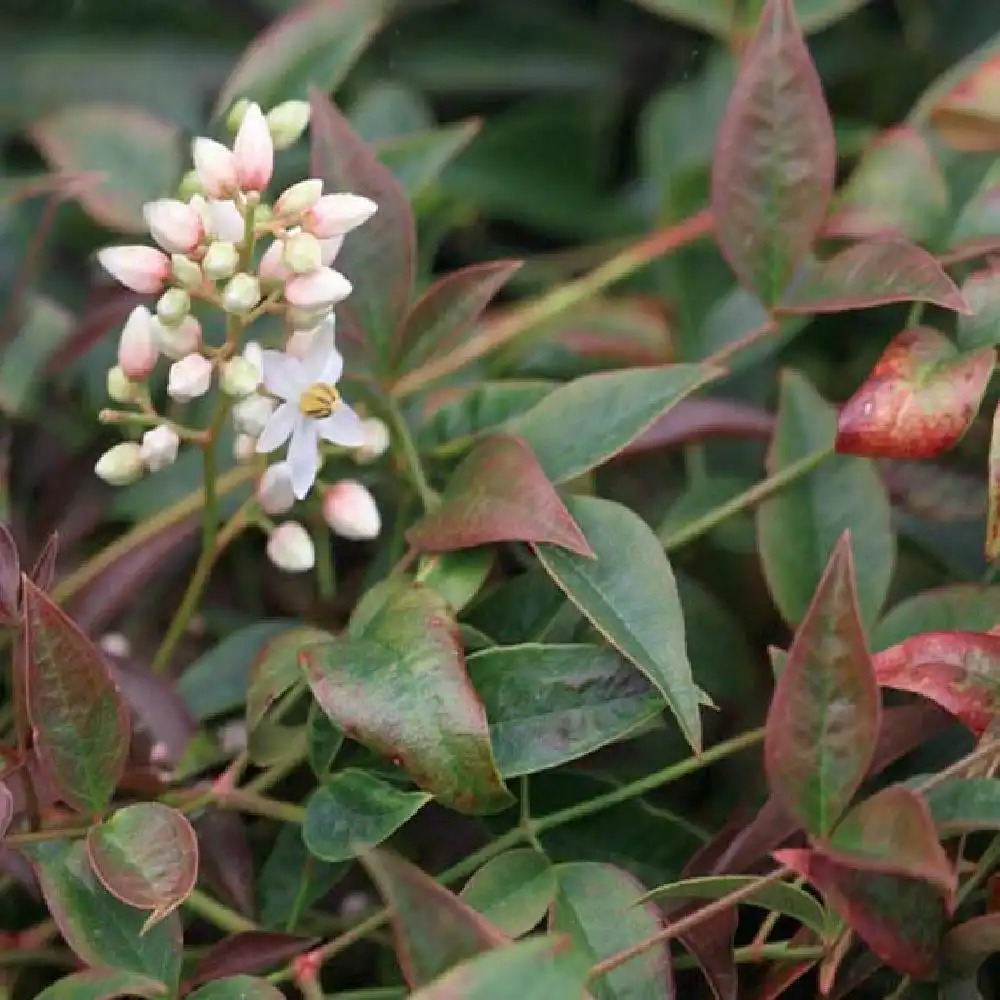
255;325;364;499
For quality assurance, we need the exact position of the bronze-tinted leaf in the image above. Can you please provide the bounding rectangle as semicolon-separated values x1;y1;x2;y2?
0;522;19;624
929;52;1000;152
189;932;317;987
990;403;1000;561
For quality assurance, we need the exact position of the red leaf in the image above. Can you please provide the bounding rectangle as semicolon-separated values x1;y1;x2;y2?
873;630;1000;735
30;532;58;591
989;403;1000;561
624;398;773;455
778;241;970;315
835;327;993;460
0;522;20;625
765;533;880;838
189;932;317;987
406;435;593;557
309;89;416;364
194;811;255;918
393;261;522;373
711;0;835;304
775;848;947;979
0;781;13;841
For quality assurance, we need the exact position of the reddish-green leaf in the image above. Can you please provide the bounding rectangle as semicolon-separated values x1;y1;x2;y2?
711;0;835;304
309;89;415;363
0;780;13;840
990;403;1000;561
460;850;556;938
394;261;522;373
301;581;513;813
923;778;1000;837
190;933;316;987
873;631;1000;736
835;327;993;460
776;848;947;979
765;534;880;838
31;532;59;591
361;848;508;987
928;52;1000;152
86;803;199;929
21;576;129;815
778;241;969;315
957;269;1000;349
188;978;285;1000
949;163;1000;258
407;435;591;557
943;914;1000;975
30;106;182;232
629;0;874;37
0;523;19;625
34;970;167;1000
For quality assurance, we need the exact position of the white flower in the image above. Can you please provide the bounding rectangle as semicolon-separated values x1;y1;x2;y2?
322;480;381;540
255;324;364;499
168;353;212;402
232;393;274;436
95;442;144;485
206;199;245;243
140;425;180;472
257;462;296;515
286;313;335;360
266;521;315;572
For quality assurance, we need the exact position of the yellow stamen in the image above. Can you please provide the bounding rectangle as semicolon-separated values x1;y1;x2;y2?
299;382;340;418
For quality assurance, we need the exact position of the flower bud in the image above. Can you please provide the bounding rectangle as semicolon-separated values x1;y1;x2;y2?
140;424;180;472
202;240;240;281
266;521;315;572
243;341;264;378
257;462;296;515
97;245;170;294
156;287;190;327
99;632;131;659
322;480;381;540
283;231;322;274
355;417;390;464
143;198;204;254
95;442;145;486
320;235;344;266
221;355;261;398
167;353;213;402
286;305;332;329
178;169;203;200
303;193;377;238
223;272;261;315
266;100;311;150
226;98;250;133
234;432;257;462
233;393;275;436
285;267;352;308
192;137;238;198
258;239;290;284
107;365;140;404
117;305;158;380
206;199;245;243
171;253;204;291
152;314;202;360
274;178;323;219
233;102;273;193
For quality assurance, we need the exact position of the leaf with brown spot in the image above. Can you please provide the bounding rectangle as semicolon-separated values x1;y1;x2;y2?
835;327;993;460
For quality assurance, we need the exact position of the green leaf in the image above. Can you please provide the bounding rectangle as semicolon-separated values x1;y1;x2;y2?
949;162;1000;255
757;370;894;626
873;586;1000;650
25;840;182;988
360;849;507;987
0;295;73;417
506;364;718;484
923;779;1000;836
188;977;285;1000
214;0;386;116
535;496;702;751
460;850;556;938
34;970;167;1000
301;581;513;813
87;803;199;930
303;769;431;863
351;82;433;142
551;861;671;1000
958;269;1000;349
764;535;880;838
639;875;828;936
30;105;181;232
629;0;873;37
467;644;663;777
377;121;481;198
21;576;129;816
408;936;589;1000
306;704;343;778
246;625;331;732
416;548;495;614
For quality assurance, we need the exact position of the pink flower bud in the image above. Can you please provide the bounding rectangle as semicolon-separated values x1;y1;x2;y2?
257;463;296;515
191;137;238;198
266;521;315;572
285;267;352;309
320;235;344;266
206;199;245;243
97;246;170;294
303;193;377;238
274;179;323;219
143;199;204;253
259;239;290;283
322;480;381;540
117;306;158;380
233;102;273;193
167;353;213;402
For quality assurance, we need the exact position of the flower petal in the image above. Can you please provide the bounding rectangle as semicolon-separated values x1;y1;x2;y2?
316;404;365;448
255;402;296;453
305;322;343;385
261;350;305;400
288;417;321;499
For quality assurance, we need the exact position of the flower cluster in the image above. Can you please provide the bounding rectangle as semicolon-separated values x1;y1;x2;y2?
94;98;388;571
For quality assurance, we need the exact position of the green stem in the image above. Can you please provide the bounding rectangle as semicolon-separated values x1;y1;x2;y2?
0;948;76;968
660;448;834;552
673;942;826;970
958;832;1000;907
384;398;438;512
314;516;335;601
216;788;306;825
184;887;256;933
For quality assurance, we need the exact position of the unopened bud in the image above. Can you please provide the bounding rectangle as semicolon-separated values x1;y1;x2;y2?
118;305;158;380
233;102;273;193
99;632;131;659
285;267;351;309
355;417;390;464
259;239;289;285
152;314;202;360
223;272;261;315
257;462;296;515
234;432;257;462
226;98;250;133
320;234;344;266
283;231;322;274
178;169;203;200
191;137;238;199
221;355;261;398
140;424;180;472
167;353;213;402
286;305;332;330
143;198;204;254
206;199;245;243
95;442;144;486
107;365;141;404
266;100;311;150
303;193;377;239
233;393;275;436
322;480;381;540
266;521;315;572
171;253;203;291
156;287;190;326
97;246;170;294
203;240;239;281
274;178;323;219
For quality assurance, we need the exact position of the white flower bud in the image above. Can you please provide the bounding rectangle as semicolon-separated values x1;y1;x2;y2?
221;355;261;398
322;480;381;540
226;98;250;133
257;462;296;515
118;305;158;381
266;100;311;150
233;102;273;193
167;353;213;402
274;178;323;219
191;137;238;199
156;287;190;327
285;267;352;309
171;253;203;291
97;246;170;294
232;392;275;436
320;235;344;266
355;417;390;464
222;272;261;315
143;198;204;254
243;341;264;379
99;632;131;659
303;193;377;238
107;365;141;404
258;239;290;284
234;433;257;463
266;521;315;572
95;442;145;486
283;231;323;274
178;169;203;200
202;241;239;281
286;305;332;330
206;199;245;243
140;424;180;472
152;314;202;360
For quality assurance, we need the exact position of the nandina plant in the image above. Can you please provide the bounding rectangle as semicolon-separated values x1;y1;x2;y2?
6;0;1000;997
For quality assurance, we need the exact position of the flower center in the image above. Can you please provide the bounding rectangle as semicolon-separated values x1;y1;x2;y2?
299;382;340;419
